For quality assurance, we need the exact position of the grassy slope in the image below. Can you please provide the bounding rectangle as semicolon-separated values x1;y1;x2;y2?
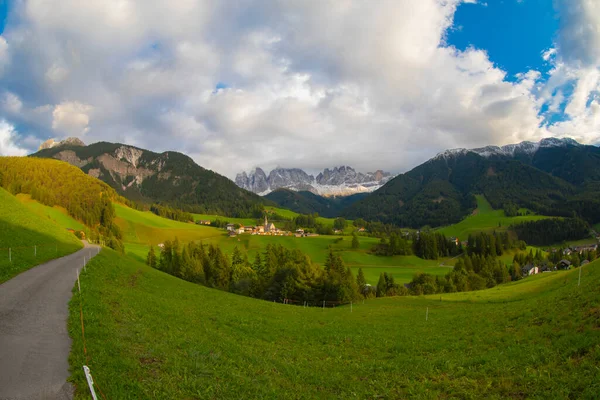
437;195;549;240
16;194;86;231
0;188;83;283
114;203;222;246
69;250;600;399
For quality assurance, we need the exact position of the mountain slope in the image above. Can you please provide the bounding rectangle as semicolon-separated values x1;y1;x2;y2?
236;166;392;196
264;188;368;217
343;144;581;228
32;140;269;217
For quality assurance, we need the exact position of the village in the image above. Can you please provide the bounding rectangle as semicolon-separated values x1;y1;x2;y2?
217;216;321;238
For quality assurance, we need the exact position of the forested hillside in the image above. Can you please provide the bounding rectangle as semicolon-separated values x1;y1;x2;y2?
264;188;367;217
342;137;600;229
0;157;123;250
32;141;270;217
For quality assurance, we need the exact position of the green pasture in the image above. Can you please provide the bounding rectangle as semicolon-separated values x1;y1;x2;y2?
192;213;257;227
114;203;223;245
68;249;600;399
0;188;83;283
437;195;550;239
16;194;86;231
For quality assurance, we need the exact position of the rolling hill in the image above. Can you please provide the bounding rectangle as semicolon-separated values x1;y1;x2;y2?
68;248;600;398
0;188;83;283
32;140;270;217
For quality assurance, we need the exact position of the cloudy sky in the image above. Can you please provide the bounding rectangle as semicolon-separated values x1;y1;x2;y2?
0;0;599;178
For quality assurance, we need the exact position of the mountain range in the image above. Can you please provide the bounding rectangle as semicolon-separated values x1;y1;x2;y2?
32;139;268;217
28;136;600;229
235;166;393;196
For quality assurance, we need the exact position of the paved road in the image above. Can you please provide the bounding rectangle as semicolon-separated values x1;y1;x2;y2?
0;242;100;400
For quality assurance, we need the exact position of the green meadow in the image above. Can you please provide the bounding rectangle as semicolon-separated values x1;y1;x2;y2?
116;206;451;284
68;248;600;399
0;188;83;283
437;195;550;240
192;213;257;227
16;193;86;231
114;203;222;245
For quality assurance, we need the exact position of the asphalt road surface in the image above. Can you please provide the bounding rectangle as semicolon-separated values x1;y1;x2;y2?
0;242;100;400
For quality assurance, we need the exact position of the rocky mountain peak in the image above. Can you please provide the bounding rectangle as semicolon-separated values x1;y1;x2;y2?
236;166;393;196
38;137;85;151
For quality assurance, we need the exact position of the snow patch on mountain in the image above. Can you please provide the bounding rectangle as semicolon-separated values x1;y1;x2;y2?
434;137;581;161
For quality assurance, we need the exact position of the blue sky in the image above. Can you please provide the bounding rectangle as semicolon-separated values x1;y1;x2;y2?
448;0;559;80
0;1;8;35
0;0;598;176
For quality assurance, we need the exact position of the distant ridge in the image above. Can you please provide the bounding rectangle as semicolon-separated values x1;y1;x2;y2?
235;166;393;197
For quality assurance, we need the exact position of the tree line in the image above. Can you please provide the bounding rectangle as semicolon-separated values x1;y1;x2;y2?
148;241;361;304
511;218;590;246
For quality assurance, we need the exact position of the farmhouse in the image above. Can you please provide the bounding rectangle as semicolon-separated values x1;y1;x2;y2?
522;264;539;276
557;259;571;270
226;223;235;232
197;220;211;225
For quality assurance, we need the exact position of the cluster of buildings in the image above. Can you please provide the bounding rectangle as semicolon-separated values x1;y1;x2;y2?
225;216;319;238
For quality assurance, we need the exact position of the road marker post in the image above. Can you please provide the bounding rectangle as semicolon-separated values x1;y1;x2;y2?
83;366;99;400
34;245;36;257
8;248;11;263
77;269;81;293
84;257;87;272
426;307;429;321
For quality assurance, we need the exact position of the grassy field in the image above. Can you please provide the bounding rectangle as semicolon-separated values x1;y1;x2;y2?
192;213;258;227
16;194;86;231
124;231;451;284
437;195;550;240
68;249;600;399
0;188;83;283
114;203;223;246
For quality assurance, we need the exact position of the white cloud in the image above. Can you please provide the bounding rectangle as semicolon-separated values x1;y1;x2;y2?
1;92;23;114
0;0;596;177
52;101;93;137
0;120;28;156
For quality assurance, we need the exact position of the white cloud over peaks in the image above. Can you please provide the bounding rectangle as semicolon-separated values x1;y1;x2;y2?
52;102;93;137
544;0;600;143
0;0;595;176
0;120;28;156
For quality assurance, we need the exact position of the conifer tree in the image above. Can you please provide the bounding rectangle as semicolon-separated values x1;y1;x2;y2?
376;273;386;297
146;245;157;269
351;233;360;249
356;267;366;293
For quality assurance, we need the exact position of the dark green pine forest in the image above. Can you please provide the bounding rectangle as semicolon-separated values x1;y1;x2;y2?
343;142;600;228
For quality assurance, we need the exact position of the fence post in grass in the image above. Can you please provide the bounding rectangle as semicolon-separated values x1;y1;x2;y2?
323;300;325;310
84;257;86;272
77;269;81;293
83;366;99;400
34;245;36;257
8;248;11;263
426;307;429;321
578;265;582;287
